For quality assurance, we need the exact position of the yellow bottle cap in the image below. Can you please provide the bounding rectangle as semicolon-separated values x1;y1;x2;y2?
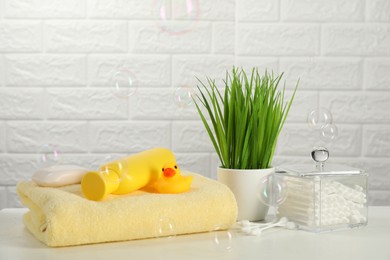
81;170;119;201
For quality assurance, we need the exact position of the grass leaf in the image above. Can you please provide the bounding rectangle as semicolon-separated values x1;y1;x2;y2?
193;67;298;169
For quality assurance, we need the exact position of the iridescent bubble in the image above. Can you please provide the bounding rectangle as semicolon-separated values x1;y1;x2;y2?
257;174;287;208
153;0;200;35
98;167;121;188
111;67;137;98
210;225;233;252
155;217;177;238
174;85;194;108
36;144;61;169
307;108;333;130
320;123;338;142
99;154;128;182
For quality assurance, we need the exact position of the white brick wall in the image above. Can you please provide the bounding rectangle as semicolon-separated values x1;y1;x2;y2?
128;88;199;120
0;22;42;52
172;121;215;152
88;55;170;86
0;123;5;153
280;58;362;90
46;88;128;120
281;0;364;22
5;55;86;86
237;0;279;21
0;55;4;85
320;92;390;123
129;21;212;54
87;0;155;19
366;0;390;22
212;22;235;54
0;0;389;209
7;122;89;152
363;126;390;156
45;21;128;53
173;55;235;86
5;0;85;18
323;24;390;56
88;122;171;152
365;58;390;89
237;24;319;56
0;88;45;119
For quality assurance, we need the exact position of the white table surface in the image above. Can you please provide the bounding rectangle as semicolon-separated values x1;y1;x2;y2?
0;207;389;260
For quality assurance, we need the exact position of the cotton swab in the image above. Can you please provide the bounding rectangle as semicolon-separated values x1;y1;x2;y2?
239;217;297;236
278;177;366;228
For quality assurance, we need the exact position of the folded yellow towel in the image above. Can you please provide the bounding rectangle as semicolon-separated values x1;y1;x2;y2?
17;172;238;247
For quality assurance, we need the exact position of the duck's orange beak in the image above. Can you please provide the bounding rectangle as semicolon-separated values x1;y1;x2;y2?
163;168;176;178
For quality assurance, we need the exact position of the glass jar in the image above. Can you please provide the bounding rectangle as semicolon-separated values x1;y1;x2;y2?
275;147;368;232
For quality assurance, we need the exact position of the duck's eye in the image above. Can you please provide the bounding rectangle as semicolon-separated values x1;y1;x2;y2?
174;165;178;169
162;168;164;172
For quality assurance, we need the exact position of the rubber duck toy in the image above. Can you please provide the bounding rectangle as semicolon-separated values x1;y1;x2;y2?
152;163;193;194
81;148;194;200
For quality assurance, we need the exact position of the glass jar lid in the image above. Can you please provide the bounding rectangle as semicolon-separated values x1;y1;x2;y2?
276;147;364;176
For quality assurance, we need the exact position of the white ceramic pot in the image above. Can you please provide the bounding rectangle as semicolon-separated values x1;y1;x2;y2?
217;167;275;221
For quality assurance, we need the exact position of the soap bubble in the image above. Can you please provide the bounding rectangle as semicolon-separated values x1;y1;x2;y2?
257;174;287;208
36;144;61;169
98;167;121;188
155;217;177;238
153;0;200;35
111;67;138;98
174;85;195;108
307;108;333;130
99;154;128;182
320;123;338;142
210;225;233;252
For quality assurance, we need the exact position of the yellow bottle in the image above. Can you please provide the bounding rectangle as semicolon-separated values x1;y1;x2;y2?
81;148;176;201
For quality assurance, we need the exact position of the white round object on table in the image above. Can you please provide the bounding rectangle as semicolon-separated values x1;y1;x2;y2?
32;165;91;187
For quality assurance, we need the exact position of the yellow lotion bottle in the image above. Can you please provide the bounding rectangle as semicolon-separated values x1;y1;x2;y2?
81;148;176;201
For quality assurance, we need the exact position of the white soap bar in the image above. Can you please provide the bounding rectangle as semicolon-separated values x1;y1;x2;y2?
32;165;91;187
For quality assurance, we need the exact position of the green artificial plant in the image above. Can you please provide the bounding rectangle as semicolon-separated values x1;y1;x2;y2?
193;67;298;170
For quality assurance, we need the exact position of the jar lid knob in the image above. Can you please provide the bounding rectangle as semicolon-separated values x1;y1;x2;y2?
311;147;329;171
